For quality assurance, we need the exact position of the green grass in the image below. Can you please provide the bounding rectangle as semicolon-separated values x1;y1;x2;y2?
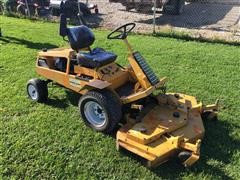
1;16;240;179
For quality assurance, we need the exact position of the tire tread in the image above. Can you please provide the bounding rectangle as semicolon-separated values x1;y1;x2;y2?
79;90;122;134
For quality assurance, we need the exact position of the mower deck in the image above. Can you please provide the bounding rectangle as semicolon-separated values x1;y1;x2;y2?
117;93;206;168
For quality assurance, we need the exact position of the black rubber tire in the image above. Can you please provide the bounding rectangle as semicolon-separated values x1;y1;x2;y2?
78;90;122;134
163;0;185;15
94;8;99;14
201;111;218;121
51;8;60;16
17;4;26;15
178;151;192;162
26;78;48;103
28;6;36;16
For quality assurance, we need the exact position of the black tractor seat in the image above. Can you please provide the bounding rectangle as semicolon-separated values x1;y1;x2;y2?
77;48;117;68
59;14;117;68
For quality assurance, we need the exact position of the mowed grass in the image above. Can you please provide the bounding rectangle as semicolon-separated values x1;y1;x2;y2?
1;16;240;179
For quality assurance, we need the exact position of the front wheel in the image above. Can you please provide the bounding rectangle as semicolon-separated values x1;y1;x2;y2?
27;78;48;102
78;90;122;134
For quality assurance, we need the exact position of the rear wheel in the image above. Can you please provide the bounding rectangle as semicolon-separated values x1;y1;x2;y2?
79;90;122;134
28;6;36;16
17;4;26;15
51;8;60;16
27;78;48;102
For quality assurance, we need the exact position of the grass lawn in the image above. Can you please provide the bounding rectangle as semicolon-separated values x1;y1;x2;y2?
1;16;240;179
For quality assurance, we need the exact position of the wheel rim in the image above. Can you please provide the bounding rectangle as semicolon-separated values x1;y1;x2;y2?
84;101;107;127
28;84;38;100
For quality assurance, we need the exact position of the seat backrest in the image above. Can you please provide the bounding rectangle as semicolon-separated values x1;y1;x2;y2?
67;26;95;51
59;13;95;51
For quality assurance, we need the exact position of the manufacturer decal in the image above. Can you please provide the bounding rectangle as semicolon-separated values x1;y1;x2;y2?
69;78;82;88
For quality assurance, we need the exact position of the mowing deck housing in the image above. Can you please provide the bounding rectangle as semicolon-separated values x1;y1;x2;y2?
117;93;218;167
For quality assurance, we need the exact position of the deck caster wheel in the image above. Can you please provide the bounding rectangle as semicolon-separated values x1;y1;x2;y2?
178;151;192;163
78;90;122;134
27;78;48;103
146;160;154;169
202;111;218;121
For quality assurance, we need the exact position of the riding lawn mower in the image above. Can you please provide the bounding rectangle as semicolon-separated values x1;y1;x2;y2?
26;14;218;168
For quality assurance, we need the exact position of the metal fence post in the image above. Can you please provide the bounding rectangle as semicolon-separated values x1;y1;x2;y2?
25;0;31;17
153;0;157;34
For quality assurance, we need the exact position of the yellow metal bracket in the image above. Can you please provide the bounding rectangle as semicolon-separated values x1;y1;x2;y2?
191;99;219;114
180;140;201;154
183;153;200;167
203;99;219;112
180;140;201;167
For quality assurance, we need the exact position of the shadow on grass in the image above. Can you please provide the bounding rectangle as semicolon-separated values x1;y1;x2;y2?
152;32;240;46
65;90;81;107
45;97;69;109
45;90;81;109
41;91;238;179
0;36;58;50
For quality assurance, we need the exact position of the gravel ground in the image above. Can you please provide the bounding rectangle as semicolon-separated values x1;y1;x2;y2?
85;0;240;42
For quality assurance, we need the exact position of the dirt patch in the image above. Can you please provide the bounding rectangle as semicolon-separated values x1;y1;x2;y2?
86;0;240;42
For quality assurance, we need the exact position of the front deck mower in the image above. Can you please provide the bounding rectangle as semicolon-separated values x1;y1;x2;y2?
27;14;218;168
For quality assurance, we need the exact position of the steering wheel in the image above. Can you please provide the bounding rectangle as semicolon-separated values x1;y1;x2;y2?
107;23;136;40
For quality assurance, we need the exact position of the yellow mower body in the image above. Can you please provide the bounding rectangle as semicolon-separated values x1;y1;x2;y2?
29;22;218;168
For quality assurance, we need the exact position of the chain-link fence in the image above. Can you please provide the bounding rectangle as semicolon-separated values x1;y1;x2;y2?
88;0;240;42
1;0;240;41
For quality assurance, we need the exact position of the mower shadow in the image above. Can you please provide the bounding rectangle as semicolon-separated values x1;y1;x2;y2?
44;89;81;109
65;90;81;107
45;97;69;109
0;36;57;50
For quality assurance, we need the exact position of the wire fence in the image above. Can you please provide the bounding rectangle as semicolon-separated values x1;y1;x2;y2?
1;0;240;42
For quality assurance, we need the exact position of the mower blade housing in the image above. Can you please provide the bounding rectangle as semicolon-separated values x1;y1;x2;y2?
116;93;218;168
